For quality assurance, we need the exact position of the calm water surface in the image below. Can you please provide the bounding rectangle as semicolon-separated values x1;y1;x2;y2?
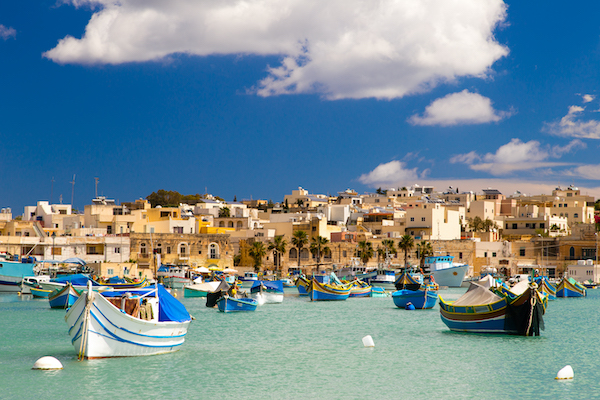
1;287;598;399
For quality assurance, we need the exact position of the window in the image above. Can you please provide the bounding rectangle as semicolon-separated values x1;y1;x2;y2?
574;213;579;218
155;243;162;254
410;217;415;222
115;247;120;254
160;211;170;218
107;225;113;234
526;223;530;228
519;248;525;257
484;252;488;257
167;246;171;254
312;226;317;232
140;243;147;255
209;243;219;259
540;223;545;229
107;268;114;275
558;204;562;207
421;217;426;222
342;250;347;258
512;223;517;229
52;247;61;256
492;252;496;257
565;213;568;218
180;245;187;255
459;252;463;259
173;227;183;234
531;223;536;229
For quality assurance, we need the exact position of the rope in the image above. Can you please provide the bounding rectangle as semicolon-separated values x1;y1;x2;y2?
78;287;94;360
525;289;536;336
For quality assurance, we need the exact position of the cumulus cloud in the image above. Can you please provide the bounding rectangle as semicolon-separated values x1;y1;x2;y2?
451;138;585;175
544;105;600;139
565;164;600;180
0;25;16;40
44;0;509;100
408;90;511;126
582;94;595;103
358;160;419;186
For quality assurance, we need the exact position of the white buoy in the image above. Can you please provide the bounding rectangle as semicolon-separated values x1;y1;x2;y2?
556;365;574;380
32;356;63;370
362;335;375;348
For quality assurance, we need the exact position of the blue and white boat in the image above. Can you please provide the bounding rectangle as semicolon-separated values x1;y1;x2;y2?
238;272;259;288
65;283;191;359
30;286;53;298
250;280;284;304
217;295;258;312
392;289;438;309
48;282;80;309
425;256;469;287
0;255;37;292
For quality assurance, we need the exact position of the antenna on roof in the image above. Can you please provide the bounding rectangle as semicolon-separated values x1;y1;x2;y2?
94;177;99;198
70;174;76;208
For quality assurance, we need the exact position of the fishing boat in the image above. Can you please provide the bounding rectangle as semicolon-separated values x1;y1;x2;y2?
217;295;258;312
439;282;545;336
281;277;295;288
534;277;556;300
392;289;438;309
0;255;37;292
20;275;51;294
238;272;259;288
38;273;147;292
30;286;53;298
250;280;284;304
157;264;191;289
183;281;221;297
425;255;469;287
556;277;587;297
349;280;372;297
65;283;192;359
48;283;80;309
392;271;438;309
295;275;311;296
308;275;352;301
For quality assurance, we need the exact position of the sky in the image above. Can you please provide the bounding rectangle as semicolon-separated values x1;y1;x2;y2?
3;0;600;213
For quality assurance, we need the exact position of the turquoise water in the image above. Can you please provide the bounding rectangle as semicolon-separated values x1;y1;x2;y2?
1;288;598;399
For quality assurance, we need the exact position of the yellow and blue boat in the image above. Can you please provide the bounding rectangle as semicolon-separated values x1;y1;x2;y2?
439;282;545;336
309;276;352;301
556;277;586;297
349;280;372;297
48;282;81;309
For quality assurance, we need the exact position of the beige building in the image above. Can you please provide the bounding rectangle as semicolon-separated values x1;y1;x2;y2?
404;202;461;241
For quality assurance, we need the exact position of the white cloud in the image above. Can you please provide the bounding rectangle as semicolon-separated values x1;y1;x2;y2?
0;25;16;40
565;164;600;180
451;138;585;176
358;160;419;186
44;0;509;100
544;105;600;139
408;90;510;126
582;94;595;103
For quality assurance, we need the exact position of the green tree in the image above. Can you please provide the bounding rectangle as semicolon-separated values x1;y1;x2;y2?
356;240;374;264
268;235;287;273
468;216;484;232
146;190;203;207
416;241;434;271
248;241;266;272
398;234;415;267
218;207;231;218
381;239;397;255
291;230;309;267
310;236;330;268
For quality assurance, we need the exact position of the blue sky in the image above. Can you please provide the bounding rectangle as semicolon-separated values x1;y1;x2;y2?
2;0;600;213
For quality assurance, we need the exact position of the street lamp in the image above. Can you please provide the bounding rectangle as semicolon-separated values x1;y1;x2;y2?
51;232;56;261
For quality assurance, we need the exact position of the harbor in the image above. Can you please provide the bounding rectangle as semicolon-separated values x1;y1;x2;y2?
0;286;596;399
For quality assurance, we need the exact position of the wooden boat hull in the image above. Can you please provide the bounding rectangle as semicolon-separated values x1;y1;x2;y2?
217;296;258;312
556;278;586;297
49;284;80;309
30;286;53;298
65;285;190;358
309;279;351;301
392;289;438;309
439;286;545;335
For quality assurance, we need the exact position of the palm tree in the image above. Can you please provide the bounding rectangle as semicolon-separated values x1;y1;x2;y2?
382;239;397;257
376;245;386;263
398;234;414;268
291;230;309;268
416;241;434;271
248;241;266;272
310;236;330;269
356;240;374;265
267;235;287;273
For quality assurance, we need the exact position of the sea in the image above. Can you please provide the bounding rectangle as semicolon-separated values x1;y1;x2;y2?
1;287;599;400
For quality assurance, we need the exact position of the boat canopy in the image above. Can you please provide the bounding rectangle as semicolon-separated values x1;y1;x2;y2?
157;284;191;322
250;280;284;293
106;276;127;284
453;282;502;306
394;272;421;291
